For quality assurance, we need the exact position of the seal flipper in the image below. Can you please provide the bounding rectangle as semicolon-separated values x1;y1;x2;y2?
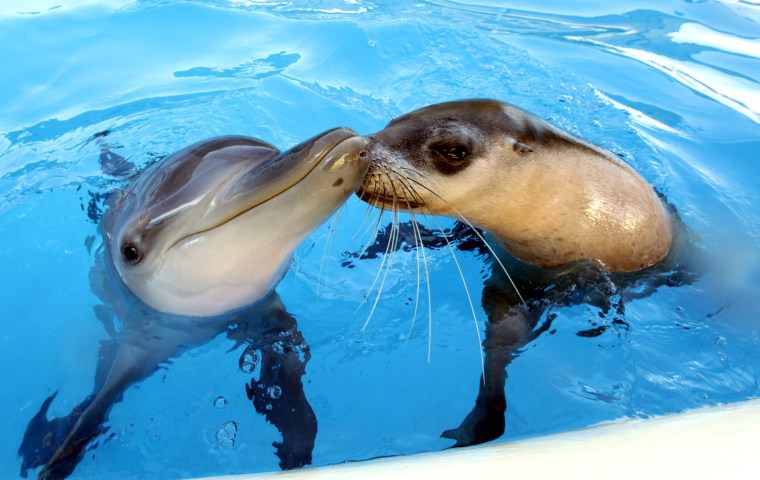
441;303;540;447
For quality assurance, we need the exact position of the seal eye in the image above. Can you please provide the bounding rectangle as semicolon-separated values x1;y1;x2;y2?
432;144;469;162
122;244;142;265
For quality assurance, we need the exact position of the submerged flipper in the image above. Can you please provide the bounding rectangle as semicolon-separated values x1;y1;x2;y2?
230;294;317;470
19;290;232;479
18;339;119;479
18;393;95;479
35;346;156;479
18;332;167;480
21;288;316;479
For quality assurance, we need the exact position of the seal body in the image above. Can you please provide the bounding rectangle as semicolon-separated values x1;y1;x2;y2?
358;99;672;272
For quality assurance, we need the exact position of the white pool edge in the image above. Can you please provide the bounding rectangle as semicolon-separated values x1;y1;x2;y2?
190;399;760;479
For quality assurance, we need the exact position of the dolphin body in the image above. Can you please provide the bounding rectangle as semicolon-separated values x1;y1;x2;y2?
19;128;369;480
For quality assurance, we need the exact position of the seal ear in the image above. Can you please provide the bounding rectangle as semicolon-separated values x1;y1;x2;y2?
512;141;533;155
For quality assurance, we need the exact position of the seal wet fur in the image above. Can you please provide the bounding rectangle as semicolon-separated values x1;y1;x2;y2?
358;98;673;272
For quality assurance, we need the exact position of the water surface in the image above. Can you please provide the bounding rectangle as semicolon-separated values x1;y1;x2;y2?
1;1;759;479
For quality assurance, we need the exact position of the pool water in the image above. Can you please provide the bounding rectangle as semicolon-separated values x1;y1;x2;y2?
2;0;759;479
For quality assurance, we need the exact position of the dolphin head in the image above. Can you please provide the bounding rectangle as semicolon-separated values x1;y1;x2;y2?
102;128;369;316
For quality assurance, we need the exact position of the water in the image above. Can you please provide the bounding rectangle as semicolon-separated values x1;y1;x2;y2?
1;0;759;479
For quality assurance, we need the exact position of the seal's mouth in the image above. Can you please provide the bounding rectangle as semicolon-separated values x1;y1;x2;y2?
356;186;424;209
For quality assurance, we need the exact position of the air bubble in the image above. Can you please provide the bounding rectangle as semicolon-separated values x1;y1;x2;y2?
239;348;259;373
216;421;237;448
214;396;228;409
267;385;282;399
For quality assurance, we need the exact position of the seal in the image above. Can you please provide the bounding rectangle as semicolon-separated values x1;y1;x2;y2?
351;100;696;449
21;128;369;480
357;99;673;272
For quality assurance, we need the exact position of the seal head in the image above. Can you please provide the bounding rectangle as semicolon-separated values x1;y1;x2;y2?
358;99;672;272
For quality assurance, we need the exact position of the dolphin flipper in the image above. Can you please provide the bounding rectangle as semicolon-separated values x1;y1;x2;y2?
230;294;317;469
18;338;118;479
23;306;226;479
18;393;93;479
30;340;166;480
21;292;314;479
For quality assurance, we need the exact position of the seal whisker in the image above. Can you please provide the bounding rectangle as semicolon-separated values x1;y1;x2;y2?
389;171;469;365
385;173;485;382
397;181;433;361
317;204;343;296
352;199;379;241
411;213;433;361
352;176;383;241
387;171;403;256
355;185;394;313
355;205;382;245
423;207;486;385
293;244;302;284
397;179;447;362
352;183;385;256
362;187;399;330
398;172;527;307
356;178;387;261
406;214;421;343
383;170;424;347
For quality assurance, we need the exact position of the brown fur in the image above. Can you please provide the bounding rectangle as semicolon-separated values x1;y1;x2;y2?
358;99;673;272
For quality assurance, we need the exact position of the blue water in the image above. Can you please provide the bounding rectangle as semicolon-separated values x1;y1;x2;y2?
1;0;759;479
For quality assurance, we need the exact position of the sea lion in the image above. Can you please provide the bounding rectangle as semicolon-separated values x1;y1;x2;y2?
20;128;369;479
351;99;693;448
357;98;673;272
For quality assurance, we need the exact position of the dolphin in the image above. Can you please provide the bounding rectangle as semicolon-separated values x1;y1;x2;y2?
19;128;369;480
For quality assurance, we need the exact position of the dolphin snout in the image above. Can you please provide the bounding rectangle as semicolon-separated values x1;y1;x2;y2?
320;135;371;172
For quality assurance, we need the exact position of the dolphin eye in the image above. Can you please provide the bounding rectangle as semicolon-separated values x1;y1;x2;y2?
432;144;469;162
122;244;142;265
